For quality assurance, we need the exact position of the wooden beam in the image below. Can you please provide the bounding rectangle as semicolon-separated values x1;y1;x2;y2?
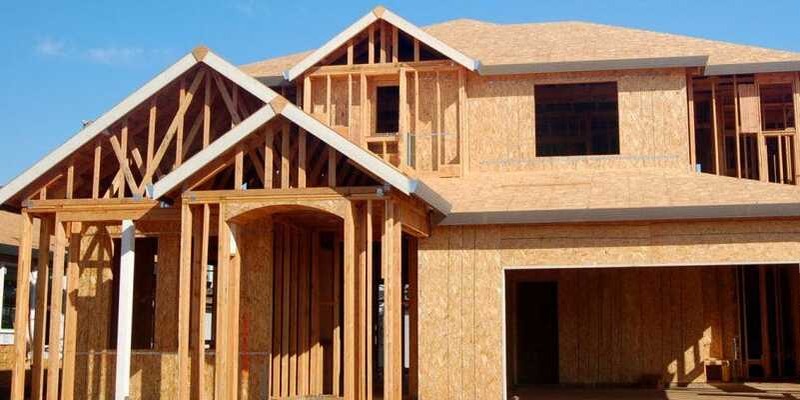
92;137;102;198
193;203;210;400
365;201;374;400
264;128;275;189
204;73;212;148
281;122;290;188
344;201;359;400
392;26;398;63
10;211;33;400
61;222;80;400
114;219;136;400
214;203;230;399
734;76;742;178
46;218;66;400
328;148;337;187
383;200;402;400
178;203;193;400
30;217;51;400
368;24;375;64
687;73;697;170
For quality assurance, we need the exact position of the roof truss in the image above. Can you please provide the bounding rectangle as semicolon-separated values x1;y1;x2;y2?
283;6;480;82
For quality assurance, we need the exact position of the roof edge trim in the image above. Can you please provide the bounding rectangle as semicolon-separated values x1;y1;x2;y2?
440;202;800;226
478;55;709;76
704;60;800;76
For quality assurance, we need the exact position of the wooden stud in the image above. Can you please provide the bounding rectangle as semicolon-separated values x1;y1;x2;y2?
178;203;193;400
92;138;102;198
365;201;374;400
272;223;284;398
343;202;358;400
413;39;420;62
327;74;333;126
687;73;696;170
289;227;298;397
227;221;241;399
399;70;407;166
214;203;230;400
734;76;742;178
46;217;66;400
10;211;33;400
119;122;129;198
177;78;186;167
332;232;341;396
299;128;307;188
347;39;354;65
328;148;337;187
234;145;244;190
436;71;442;170
391;26;398;63
458;68;467;175
383;200;402;400
204;73;212;148
61;222;80;400
408;236;419;398
348;73;353;139
368;24;375;65
711;78;720;174
147;98;157;168
379;22;387;64
30;217;51;400
298;228;310;395
193;204;209;400
280;224;290;397
264;128;275;189
793;73;800;184
281;122;290;188
361;73;368;145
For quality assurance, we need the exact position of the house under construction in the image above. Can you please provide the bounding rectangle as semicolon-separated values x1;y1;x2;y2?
3;6;800;400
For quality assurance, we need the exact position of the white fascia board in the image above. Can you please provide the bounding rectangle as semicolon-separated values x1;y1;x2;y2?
280;104;414;195
408;179;452;215
0;53;198;206
381;9;480;71
150;105;277;199
284;11;379;82
202;51;278;103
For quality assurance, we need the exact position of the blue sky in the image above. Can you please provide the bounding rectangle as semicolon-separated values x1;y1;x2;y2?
0;0;798;184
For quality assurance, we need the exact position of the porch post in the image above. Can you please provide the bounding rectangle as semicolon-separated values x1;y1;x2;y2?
114;219;136;400
10;211;33;400
178;203;193;400
383;200;402;400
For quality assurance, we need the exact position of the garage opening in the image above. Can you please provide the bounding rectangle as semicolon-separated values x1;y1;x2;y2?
505;265;800;395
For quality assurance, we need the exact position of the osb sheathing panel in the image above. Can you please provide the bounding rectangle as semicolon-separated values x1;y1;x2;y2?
508;266;741;385
154;234;179;351
76;224;115;353
418;220;800;398
0;345;13;371
465;69;689;173
238;218;273;399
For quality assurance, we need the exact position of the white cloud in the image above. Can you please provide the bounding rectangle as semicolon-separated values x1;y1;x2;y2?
35;37;66;56
85;46;144;65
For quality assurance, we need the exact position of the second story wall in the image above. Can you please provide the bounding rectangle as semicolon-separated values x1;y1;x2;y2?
466;69;690;174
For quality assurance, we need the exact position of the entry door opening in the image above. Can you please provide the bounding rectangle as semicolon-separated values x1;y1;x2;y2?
506;277;559;387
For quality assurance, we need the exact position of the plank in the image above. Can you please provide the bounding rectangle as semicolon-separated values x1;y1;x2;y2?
30;217;51;400
92;138;102;198
280;224;291;397
10;211;33;400
310;230;322;394
281;123;290;188
264;128;275;189
193;204;210;400
46;218;66;400
60;222;81;400
343;202;357;400
332;232;342;396
214;203;231;399
365;201;374;400
178;203;193;400
687;74;696;169
176;78;186;167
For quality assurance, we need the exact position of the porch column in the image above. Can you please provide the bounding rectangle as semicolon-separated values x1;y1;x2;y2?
383;200;402;400
114;219;136;400
10;211;33;400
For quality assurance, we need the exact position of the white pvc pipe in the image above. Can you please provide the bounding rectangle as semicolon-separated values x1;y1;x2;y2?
114;219;136;400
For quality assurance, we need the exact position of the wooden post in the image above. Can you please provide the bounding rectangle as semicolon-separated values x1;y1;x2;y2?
203;74;211;148
228;223;241;399
281;123;290;189
148;98;157;168
343;202;358;400
413;39;420;62
92;138;102;199
177;79;186;167
310;230;321;394
332;232;341;397
383;200;402;400
399;70;407;167
30;217;51;400
264;129;275;189
328;149;337;187
299;128;307;188
114;219;136;400
687;73;696;170
234;145;244;189
10;211;33;400
193;204;210;400
711;78;721;175
214;203;231;399
368;24;375;64
408;237;419;398
61;222;81;400
178;203;193;400
365;201;374;400
360;74;368;146
734;76;742;178
391;26;398;63
458;68;467;175
46;218;66;400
